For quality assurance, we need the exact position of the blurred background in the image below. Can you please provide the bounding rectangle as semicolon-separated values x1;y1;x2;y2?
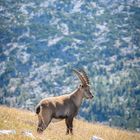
0;0;140;131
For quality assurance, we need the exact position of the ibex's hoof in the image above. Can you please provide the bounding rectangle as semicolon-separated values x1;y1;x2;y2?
37;128;43;134
66;132;69;135
70;132;73;135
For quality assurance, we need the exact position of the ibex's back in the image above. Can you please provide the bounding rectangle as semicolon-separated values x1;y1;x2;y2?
36;94;78;118
36;69;94;135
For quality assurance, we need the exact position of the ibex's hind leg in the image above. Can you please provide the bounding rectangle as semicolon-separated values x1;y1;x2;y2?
69;117;74;135
65;117;74;135
65;118;69;135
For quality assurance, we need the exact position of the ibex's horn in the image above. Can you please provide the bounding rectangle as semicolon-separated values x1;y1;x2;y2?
80;69;89;84
73;69;87;86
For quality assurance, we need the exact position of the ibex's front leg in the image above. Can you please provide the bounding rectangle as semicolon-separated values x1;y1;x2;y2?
65;117;74;135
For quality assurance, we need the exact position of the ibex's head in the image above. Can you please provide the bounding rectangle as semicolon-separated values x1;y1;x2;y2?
73;69;94;99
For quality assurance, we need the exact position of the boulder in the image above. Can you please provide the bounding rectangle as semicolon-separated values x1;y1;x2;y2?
91;135;104;140
0;130;16;135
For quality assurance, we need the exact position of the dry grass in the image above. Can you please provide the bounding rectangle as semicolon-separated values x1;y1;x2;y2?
0;106;140;140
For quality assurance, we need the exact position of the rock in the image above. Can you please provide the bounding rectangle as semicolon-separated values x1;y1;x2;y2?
0;130;16;135
91;136;104;140
0;129;36;139
21;131;36;139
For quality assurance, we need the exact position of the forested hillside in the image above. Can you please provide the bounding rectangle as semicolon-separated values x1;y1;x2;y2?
0;0;140;131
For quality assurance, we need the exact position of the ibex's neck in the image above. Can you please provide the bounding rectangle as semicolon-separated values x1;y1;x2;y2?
70;87;84;108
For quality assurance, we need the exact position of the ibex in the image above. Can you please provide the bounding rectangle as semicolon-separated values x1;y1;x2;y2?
35;69;93;135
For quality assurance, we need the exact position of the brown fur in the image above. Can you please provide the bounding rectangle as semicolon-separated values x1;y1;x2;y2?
36;70;93;135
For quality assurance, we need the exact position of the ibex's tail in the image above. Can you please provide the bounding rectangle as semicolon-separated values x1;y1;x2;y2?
35;105;40;114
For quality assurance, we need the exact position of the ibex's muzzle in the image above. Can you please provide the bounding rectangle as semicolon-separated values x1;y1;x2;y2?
89;95;94;99
88;92;94;99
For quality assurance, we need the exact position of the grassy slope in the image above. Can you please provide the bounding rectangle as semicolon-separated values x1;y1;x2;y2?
0;106;140;140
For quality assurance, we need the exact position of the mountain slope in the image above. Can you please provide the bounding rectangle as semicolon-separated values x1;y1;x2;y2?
0;0;140;130
0;106;140;140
